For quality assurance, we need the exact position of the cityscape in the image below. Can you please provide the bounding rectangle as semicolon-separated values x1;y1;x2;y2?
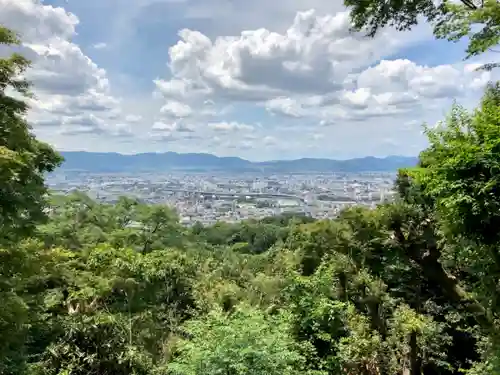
47;171;398;225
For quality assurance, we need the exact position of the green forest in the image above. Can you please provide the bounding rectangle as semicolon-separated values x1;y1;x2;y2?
1;1;500;373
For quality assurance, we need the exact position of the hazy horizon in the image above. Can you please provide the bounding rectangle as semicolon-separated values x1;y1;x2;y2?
57;150;419;163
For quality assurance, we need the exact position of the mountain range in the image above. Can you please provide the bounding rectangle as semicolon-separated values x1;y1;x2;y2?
57;151;418;173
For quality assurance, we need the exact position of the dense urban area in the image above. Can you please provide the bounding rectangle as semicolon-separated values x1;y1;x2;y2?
47;171;397;224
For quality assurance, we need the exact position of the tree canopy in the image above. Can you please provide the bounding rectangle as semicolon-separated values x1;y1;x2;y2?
0;25;62;243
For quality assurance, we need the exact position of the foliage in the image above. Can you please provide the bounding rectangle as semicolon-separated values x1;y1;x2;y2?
189;216;305;254
0;25;62;374
344;0;500;69
24;244;198;375
409;83;500;315
0;241;36;374
167;306;305;375
434;0;500;61
0;26;62;243
39;194;184;252
414;83;500;246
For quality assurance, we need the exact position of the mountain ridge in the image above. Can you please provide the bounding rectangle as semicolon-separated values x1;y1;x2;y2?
57;151;418;173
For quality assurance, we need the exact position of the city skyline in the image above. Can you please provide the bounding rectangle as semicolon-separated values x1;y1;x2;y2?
48;169;397;225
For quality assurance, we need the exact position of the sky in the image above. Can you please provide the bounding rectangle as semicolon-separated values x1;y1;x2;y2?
0;0;498;161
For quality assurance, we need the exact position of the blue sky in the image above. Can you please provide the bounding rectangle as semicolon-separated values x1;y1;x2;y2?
1;0;497;160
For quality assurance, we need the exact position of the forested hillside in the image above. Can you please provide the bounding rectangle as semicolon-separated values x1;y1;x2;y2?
1;11;500;375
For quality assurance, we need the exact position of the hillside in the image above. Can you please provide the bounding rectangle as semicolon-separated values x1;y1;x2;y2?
58;151;418;173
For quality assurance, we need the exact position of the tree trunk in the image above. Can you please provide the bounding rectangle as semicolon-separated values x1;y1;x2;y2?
409;330;421;375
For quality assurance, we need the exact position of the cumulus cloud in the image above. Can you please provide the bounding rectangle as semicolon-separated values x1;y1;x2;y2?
52;113;132;138
24;42;109;95
355;59;483;100
155;9;421;103
0;0;137;138
153;6;490;140
29;90;119;116
160;101;193;118
58;114;107;135
266;97;304;118
263;58;491;124
0;0;78;41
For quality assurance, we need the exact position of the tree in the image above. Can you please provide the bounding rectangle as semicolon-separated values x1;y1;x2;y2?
406;83;500;315
0;25;62;374
384;83;500;373
0;25;63;242
39;193;184;252
415;83;500;246
25;244;198;375
0;241;37;374
167;306;305;375
345;0;500;70
283;208;470;375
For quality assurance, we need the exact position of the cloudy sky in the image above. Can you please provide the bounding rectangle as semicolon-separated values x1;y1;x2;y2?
1;0;497;160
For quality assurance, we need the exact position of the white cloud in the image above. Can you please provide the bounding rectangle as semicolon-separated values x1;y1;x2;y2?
152;7;490;145
149;132;178;143
208;121;254;132
0;0;78;41
218;139;254;150
58;113;106;135
111;123;134;137
260;57;491;125
152;121;175;131
266;97;304;117
29;90;119;115
92;42;108;49
23;41;109;95
152;120;195;133
155;9;425;103
355;59;475;99
263;135;276;145
160;100;193;118
0;0;138;139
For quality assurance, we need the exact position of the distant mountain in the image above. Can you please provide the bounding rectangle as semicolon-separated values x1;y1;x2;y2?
256;156;418;173
57;151;418;173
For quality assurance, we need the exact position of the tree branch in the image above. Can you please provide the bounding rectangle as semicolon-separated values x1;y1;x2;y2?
392;222;493;330
460;0;478;10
